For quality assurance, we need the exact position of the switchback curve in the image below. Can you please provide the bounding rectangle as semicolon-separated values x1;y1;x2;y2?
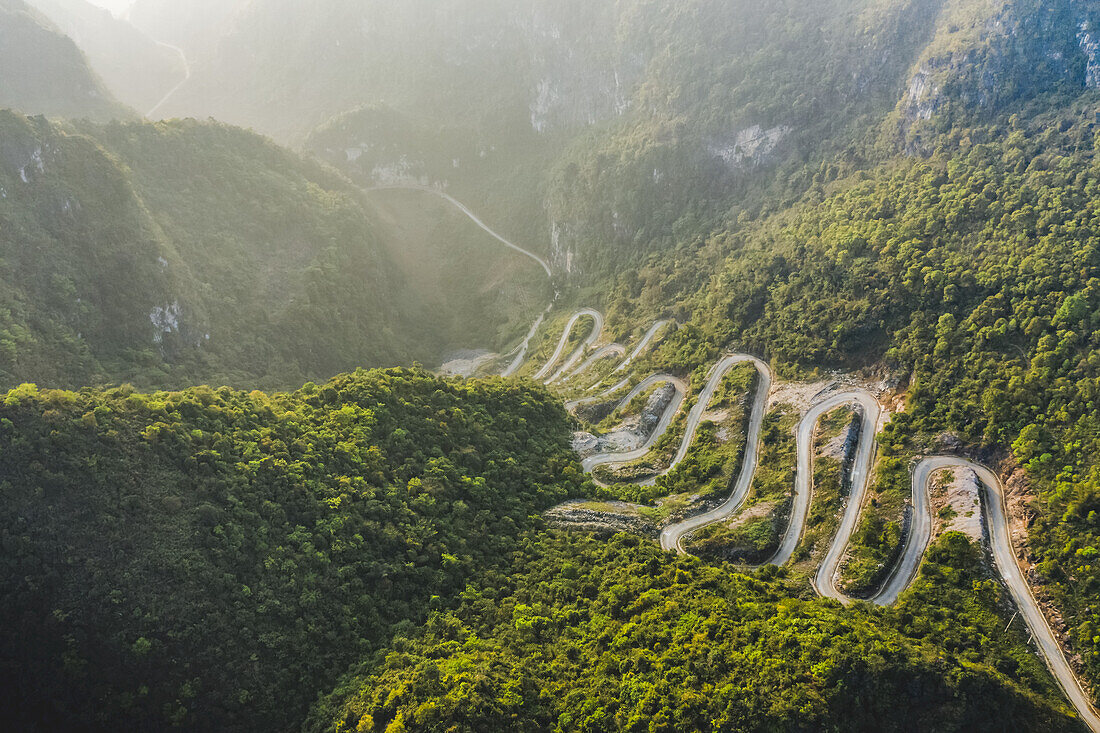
510;309;1100;730
534;309;603;382
574;352;1100;730
581;374;688;475
658;355;771;547
616;320;674;373
807;392;882;594
560;343;626;384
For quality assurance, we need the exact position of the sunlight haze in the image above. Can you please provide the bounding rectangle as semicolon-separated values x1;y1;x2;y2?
84;0;132;16
4;2;1100;731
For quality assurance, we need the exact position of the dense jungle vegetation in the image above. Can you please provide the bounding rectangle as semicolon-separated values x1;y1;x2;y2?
308;532;1081;733
9;0;1100;730
598;105;1100;690
0;369;580;730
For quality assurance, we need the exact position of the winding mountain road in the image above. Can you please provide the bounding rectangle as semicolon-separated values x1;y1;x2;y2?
581;374;687;474
615;320;674;373
537;309;603;383
807;393;881;593
962;459;1100;731
565;343;626;383
870;456;937;606
565;376;631;412
511;306;1100;729
501;304;553;378
659;355;771;549
563;333;1098;728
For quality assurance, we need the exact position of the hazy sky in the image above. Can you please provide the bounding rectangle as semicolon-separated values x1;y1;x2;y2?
84;0;133;16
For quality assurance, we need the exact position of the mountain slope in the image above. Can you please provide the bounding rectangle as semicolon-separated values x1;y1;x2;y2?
23;0;187;114
895;0;1100;150
595;91;1100;708
308;533;1081;733
141;0;950;272
362;188;552;365
0;0;128;121
133;0;1100;279
0;371;1081;732
0;110;426;390
169;0;948;273
0;369;579;731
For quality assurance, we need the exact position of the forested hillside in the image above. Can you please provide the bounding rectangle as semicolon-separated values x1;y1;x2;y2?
108;0;946;273
595;94;1100;699
23;0;187;113
0;110;426;390
0;0;129;121
308;533;1081;732
10;1;1100;731
128;0;1100;279
301;0;950;274
0;369;581;730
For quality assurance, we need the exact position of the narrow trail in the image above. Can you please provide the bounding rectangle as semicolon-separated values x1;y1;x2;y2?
145;41;190;119
364;185;553;277
512;309;1100;731
362;184;556;375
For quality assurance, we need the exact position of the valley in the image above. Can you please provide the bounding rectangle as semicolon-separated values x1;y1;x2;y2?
6;1;1100;731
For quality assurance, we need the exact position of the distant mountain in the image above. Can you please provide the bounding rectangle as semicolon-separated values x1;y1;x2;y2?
295;0;945;274
137;0;942;272
0;0;129;121
0;110;429;389
127;0;249;59
23;0;186;114
0;107;551;390
893;0;1100;152
130;0;1100;278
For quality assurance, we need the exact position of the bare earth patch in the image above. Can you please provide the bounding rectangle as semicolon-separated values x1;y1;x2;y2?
929;467;982;541
544;500;654;537
439;349;498;377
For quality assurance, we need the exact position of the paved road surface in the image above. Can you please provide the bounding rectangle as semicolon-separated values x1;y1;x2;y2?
583;354;1100;731
660;355;771;551
581;375;688;474
808;393;882;595
615;320;674;373
560;343;625;383
542;310;604;384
